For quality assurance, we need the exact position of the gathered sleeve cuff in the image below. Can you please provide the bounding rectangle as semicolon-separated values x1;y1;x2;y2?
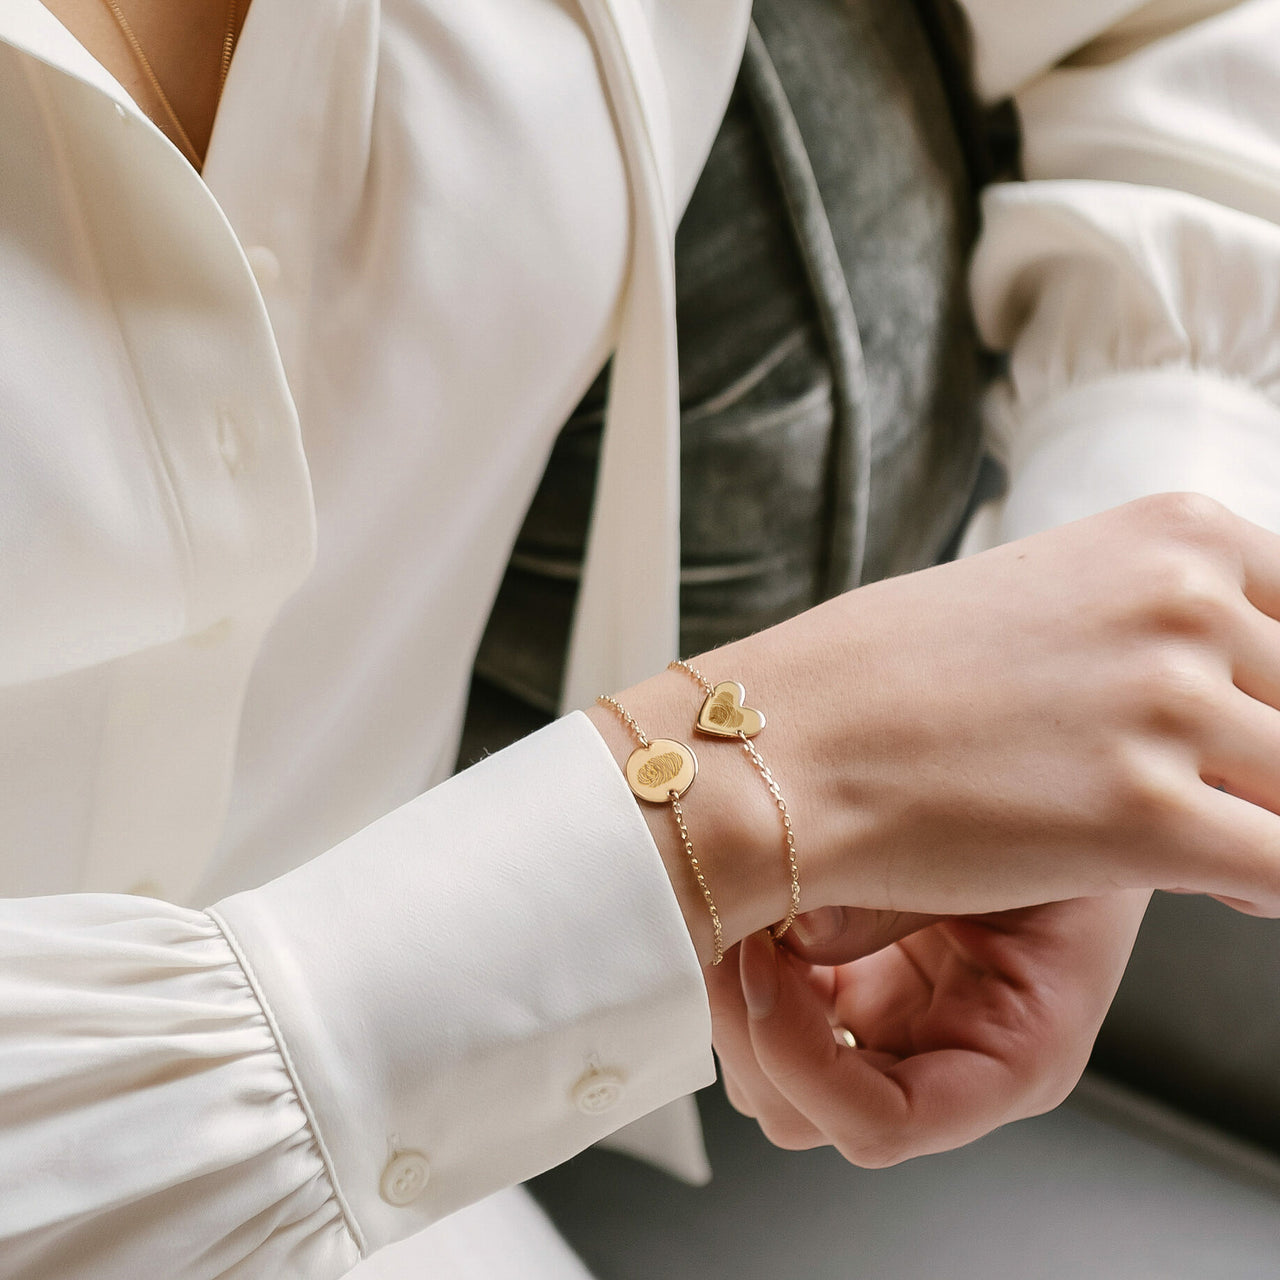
0;896;360;1278
0;713;713;1277
960;1;1280;550
964;180;1280;547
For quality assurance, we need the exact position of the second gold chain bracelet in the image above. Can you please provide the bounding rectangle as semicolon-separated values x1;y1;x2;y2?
669;659;802;940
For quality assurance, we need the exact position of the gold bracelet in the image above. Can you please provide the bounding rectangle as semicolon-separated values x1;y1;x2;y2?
595;695;724;966
669;660;801;940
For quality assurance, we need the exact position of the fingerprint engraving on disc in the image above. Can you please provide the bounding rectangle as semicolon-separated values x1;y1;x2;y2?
636;751;684;789
625;738;698;803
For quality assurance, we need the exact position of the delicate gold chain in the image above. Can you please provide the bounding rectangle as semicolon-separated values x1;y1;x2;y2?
98;0;239;170
669;796;723;964
670;658;715;694
669;659;801;939
596;694;723;965
596;695;649;749
218;2;239;89
740;735;801;938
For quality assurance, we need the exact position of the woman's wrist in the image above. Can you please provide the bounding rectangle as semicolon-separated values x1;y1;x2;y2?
586;665;793;967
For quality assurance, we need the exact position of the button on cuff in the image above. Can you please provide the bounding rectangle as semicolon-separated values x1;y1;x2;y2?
379;1150;430;1206
572;1067;626;1115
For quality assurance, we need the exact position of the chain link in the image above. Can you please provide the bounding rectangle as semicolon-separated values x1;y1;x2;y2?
669;658;714;694
740;736;802;939
595;694;649;749
670;797;724;966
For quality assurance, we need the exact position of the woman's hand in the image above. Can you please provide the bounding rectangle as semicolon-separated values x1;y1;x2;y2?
707;893;1150;1164
756;492;1280;919
591;493;1280;965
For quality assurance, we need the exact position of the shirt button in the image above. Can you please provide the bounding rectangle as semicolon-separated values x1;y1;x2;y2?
572;1067;626;1115
379;1150;429;1207
245;245;281;289
217;410;246;473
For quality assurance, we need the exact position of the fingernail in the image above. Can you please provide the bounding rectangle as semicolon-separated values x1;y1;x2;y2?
740;930;780;1019
792;906;845;946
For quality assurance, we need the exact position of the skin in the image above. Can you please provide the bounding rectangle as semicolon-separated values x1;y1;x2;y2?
711;895;1151;1165
591;493;1280;1160
41;0;250;167
593;493;1280;949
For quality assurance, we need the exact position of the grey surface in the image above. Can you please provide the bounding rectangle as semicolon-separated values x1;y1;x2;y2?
1096;893;1280;1152
531;1077;1280;1280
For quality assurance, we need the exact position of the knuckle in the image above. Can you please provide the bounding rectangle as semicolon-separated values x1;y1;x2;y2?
1130;491;1232;546
1214;848;1280;918
1023;1075;1079;1122
1227;894;1280;920
1141;563;1234;644
1019;1032;1091;1114
759;1049;819;1096
1109;747;1191;837
1135;648;1220;735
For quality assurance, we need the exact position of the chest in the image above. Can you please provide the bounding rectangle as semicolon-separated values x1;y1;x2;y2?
1;0;739;903
39;0;248;167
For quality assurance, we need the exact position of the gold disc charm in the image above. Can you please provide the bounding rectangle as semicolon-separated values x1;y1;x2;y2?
696;681;766;738
625;738;698;803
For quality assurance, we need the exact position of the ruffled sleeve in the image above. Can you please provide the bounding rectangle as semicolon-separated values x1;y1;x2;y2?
0;896;360;1279
0;715;712;1279
962;0;1280;546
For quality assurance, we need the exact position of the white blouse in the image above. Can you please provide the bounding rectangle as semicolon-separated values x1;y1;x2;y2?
964;0;1280;547
3;0;1280;1277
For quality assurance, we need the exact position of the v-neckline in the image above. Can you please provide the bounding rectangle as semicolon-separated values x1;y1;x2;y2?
22;0;255;182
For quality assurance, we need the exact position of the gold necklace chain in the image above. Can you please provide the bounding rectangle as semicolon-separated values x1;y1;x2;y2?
98;0;239;170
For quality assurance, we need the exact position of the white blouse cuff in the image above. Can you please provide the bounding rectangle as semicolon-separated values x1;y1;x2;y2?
963;367;1280;551
210;710;713;1258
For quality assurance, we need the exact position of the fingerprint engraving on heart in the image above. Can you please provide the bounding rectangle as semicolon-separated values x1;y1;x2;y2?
706;691;744;730
625;738;698;803
696;681;765;739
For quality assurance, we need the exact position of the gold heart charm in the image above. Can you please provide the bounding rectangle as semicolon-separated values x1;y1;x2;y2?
625;738;698;803
696;681;765;739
